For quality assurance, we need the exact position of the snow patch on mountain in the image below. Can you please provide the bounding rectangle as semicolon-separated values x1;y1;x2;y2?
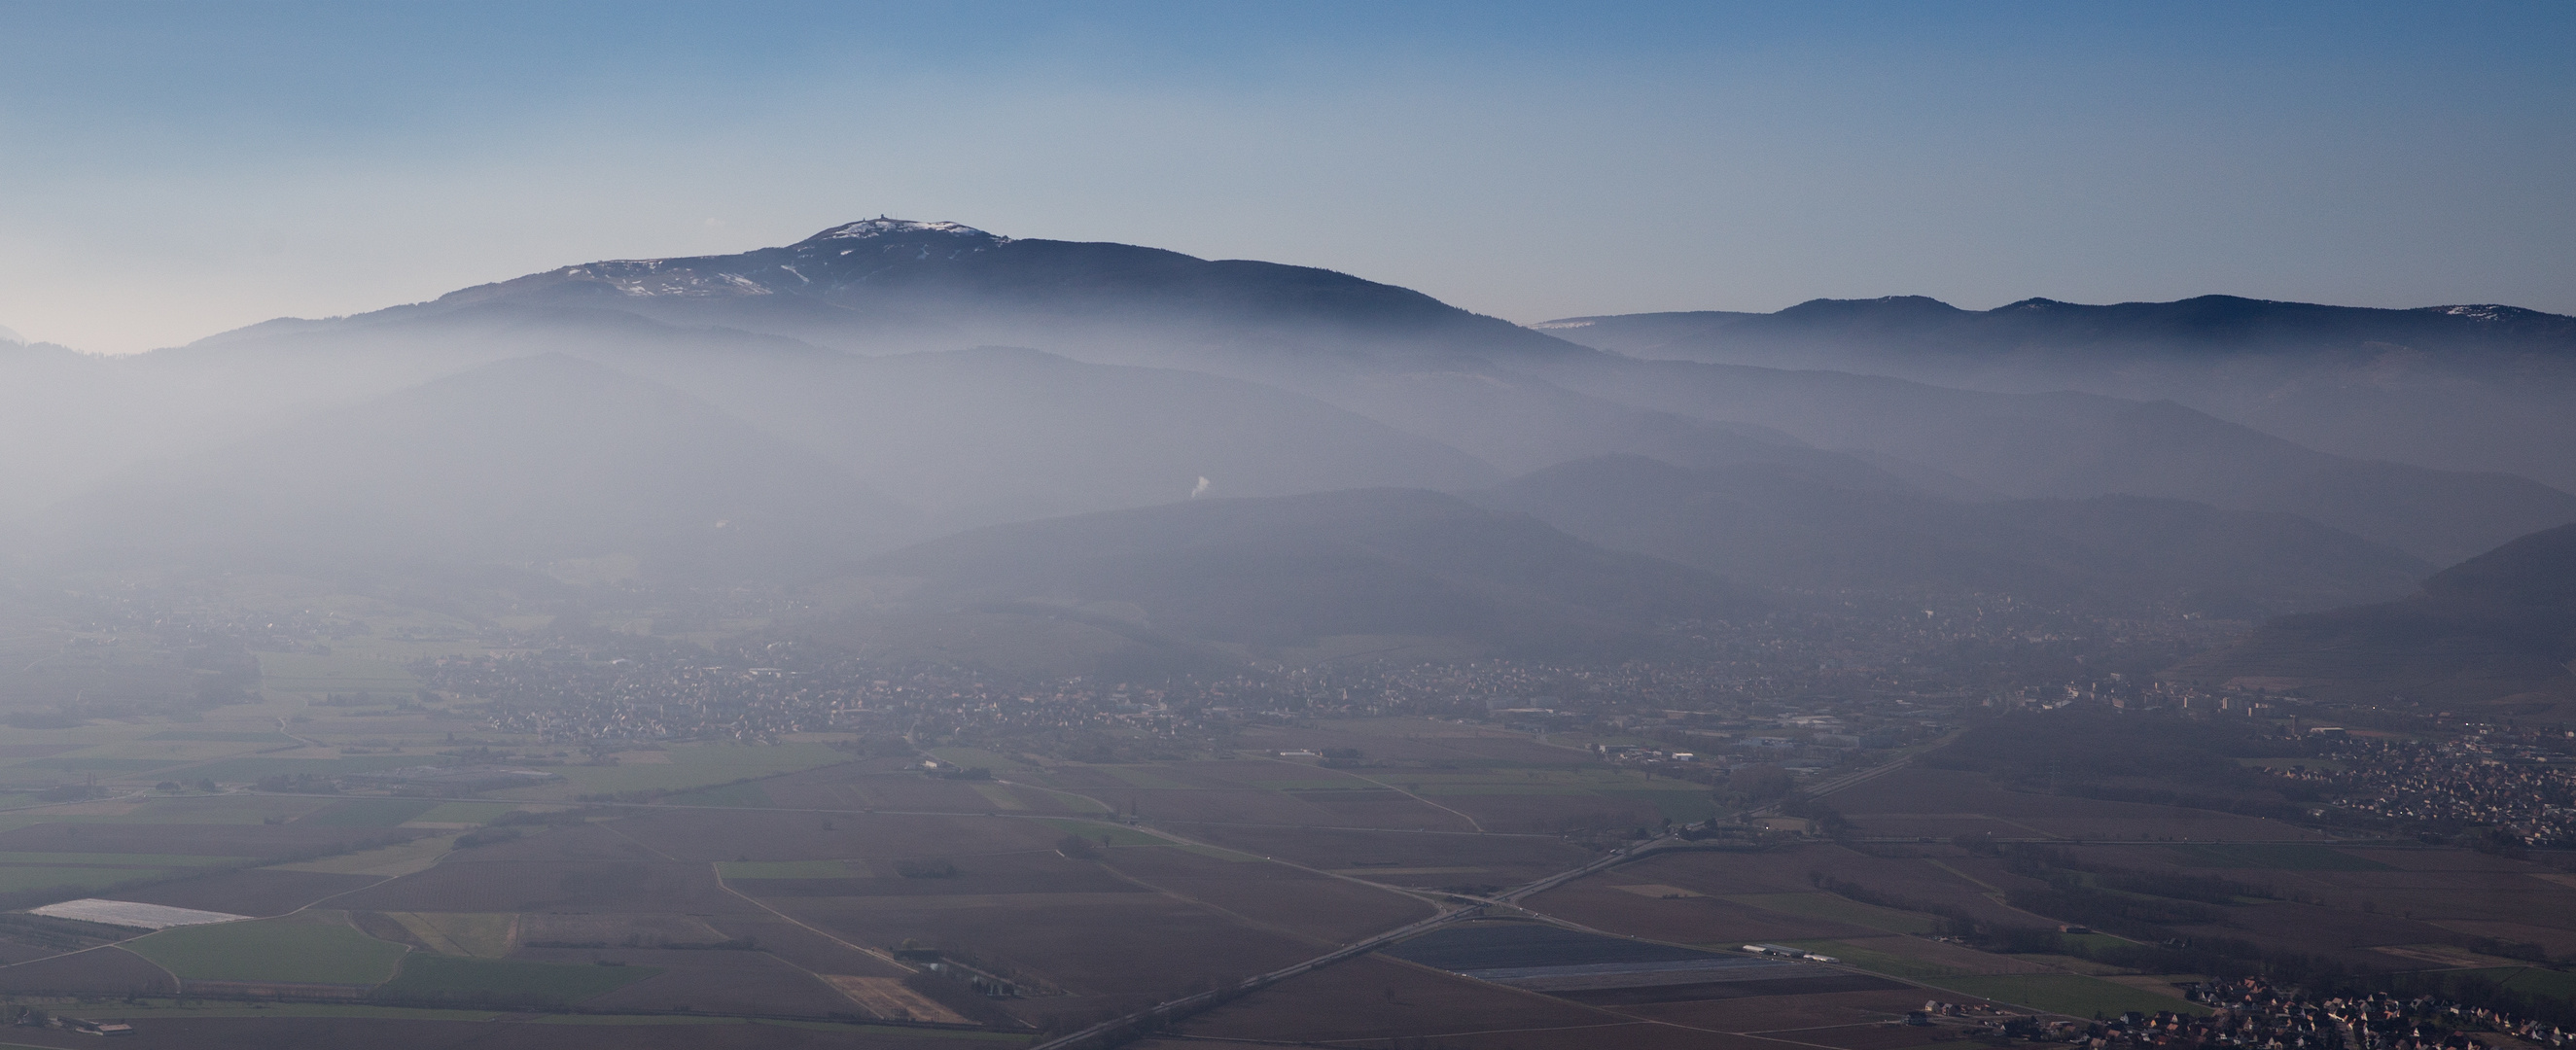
804;218;1009;246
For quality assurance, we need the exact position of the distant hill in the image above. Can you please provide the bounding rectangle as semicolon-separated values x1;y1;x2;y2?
836;488;1759;669
12;219;2567;600
1529;357;2576;566
4;305;1500;543
2172;522;2576;718
1476;455;2430;618
28;354;909;578
1537;296;2576;491
294;218;1586;372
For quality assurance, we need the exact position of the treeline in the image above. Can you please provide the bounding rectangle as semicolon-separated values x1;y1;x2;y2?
1810;853;2566;1007
1806;868;2348;985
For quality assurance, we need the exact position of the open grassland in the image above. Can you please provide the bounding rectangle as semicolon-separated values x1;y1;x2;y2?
377;912;514;957
925;748;1039;773
0;864;194;893
1032;819;1167;846
1175;953;1647;1049
125;912;409;984
1727;892;1948;935
375;954;660;1008
1783;939;1982;978
515;743;849;799
31;1001;509;1022
407;801;523;825
2165;843;2392;870
719;859;865;879
303;798;444;826
10;793;344;826
2453;967;2576;1004
0;850;247;867
262;834;454;877
175;753;449;784
663;781;779;807
1930;974;2209;1019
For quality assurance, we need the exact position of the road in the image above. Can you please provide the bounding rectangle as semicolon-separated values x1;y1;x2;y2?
1025;744;1934;1050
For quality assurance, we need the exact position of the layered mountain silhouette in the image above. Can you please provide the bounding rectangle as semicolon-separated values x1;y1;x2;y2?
28;354;908;578
845;488;1755;664
1530;357;2576;565
5;217;2571;652
1477;455;2431;618
2175;522;2576;717
335;218;1584;371
1540;296;2576;492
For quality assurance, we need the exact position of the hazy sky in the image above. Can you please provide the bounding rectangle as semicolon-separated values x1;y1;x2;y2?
2;1;2570;353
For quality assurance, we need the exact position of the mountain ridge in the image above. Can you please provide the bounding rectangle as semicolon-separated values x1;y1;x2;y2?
1538;295;2576;491
2173;522;2576;718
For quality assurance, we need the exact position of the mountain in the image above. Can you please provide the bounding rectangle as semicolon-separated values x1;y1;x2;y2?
320;218;1587;373
835;488;1758;669
2173;522;2576;718
1477;455;2431;617
1529;356;2576;566
18;218;2568;589
624;343;1500;534
27;354;909;578
1536;296;2576;491
7;302;1500;539
166;221;2573;566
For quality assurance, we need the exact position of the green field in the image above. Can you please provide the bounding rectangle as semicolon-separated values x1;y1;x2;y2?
928;747;1038;773
176;754;432;785
1028;787;1112;813
1165;842;1262;861
661;781;777;807
1933;974;2205;1018
530;743;847;798
42;1001;506;1023
53;794;339;825
2455;967;2576;1004
1098;765;1195;789
0;864;186;892
0;851;249;867
303;798;443;826
1035;818;1167;846
15;756;200;772
1595;788;1720;822
717;858;863;879
1726;892;1946;934
1781;939;1970;978
2166;843;2390;871
127;913;410;984
145;731;299;744
408;801;521;824
373;955;660;1008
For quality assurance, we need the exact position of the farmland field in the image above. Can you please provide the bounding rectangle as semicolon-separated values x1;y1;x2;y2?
1725;892;1948;934
512;744;851;800
374;954;661;1008
125;913;410;985
0;682;2565;1050
1928;974;2209;1019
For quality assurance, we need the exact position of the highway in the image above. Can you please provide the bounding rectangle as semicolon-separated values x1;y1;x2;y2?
1026;744;1934;1050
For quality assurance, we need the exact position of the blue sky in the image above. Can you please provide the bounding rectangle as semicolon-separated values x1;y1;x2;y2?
1;1;2569;352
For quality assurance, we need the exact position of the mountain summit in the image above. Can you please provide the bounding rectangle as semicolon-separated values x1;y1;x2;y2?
390;216;1585;368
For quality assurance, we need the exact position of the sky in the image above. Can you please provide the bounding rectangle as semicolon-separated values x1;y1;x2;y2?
1;1;2571;354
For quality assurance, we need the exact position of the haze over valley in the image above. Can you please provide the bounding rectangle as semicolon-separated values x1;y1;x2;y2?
3;6;2574;1049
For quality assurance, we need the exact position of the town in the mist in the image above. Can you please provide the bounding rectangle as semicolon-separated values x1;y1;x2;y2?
0;4;2572;1050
